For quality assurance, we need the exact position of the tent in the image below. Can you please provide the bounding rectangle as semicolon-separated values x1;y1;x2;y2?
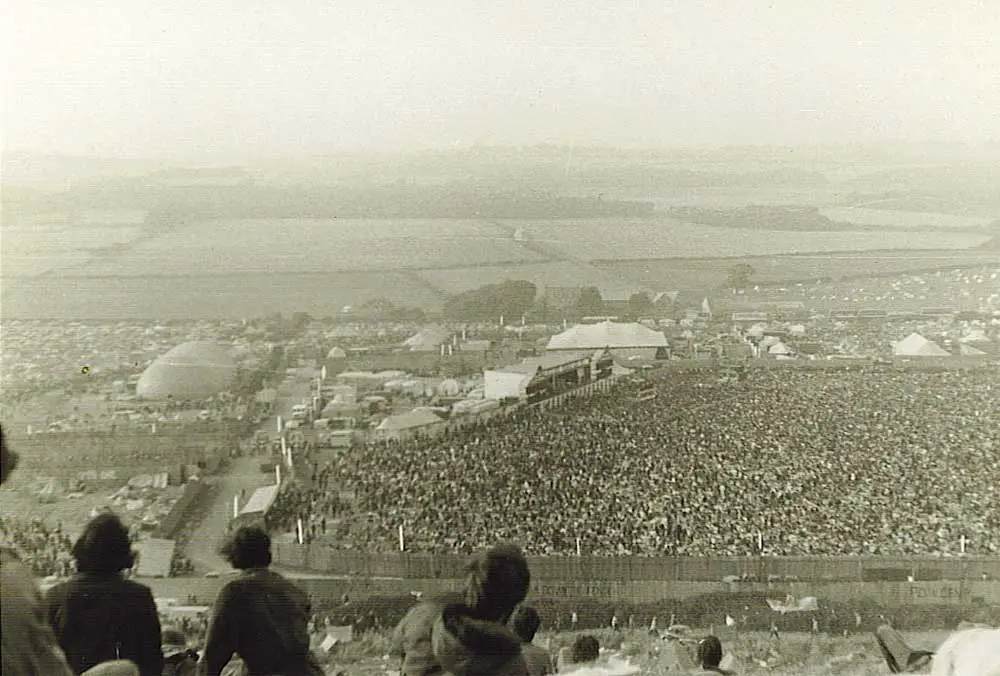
136;342;237;400
325;346;347;359
404;326;452;352
375;409;444;438
547;321;668;359
958;343;988;356
768;342;793;356
892;333;950;357
437;379;461;396
959;330;990;344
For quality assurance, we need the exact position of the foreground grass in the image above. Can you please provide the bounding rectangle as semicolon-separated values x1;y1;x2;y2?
315;628;951;676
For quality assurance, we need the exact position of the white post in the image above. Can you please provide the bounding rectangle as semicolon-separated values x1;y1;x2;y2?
521;315;525;326
275;463;281;485
499;314;504;326
321;365;327;381
277;416;283;434
758;531;764;552
233;495;240;518
27;424;33;436
960;535;967;554
297;518;304;544
563;318;568;330
576;537;582;557
398;524;405;552
462;328;467;340
151;423;157;435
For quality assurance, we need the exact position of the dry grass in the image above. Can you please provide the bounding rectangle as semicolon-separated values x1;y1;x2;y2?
313;627;952;676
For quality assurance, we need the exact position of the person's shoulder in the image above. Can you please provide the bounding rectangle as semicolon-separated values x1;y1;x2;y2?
120;577;155;598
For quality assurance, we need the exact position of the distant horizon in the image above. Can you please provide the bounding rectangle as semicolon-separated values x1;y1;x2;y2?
5;140;1000;165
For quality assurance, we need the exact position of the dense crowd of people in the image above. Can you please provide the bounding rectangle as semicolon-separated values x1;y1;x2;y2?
311;366;999;556
0;516;75;577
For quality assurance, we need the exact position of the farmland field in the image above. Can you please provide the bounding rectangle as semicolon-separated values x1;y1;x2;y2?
515;219;992;261
598;250;1000;297
1;220;145;276
64;219;544;276
420;260;643;299
0;271;444;320
820;207;996;229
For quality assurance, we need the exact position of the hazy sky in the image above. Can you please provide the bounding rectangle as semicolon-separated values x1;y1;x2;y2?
4;0;999;158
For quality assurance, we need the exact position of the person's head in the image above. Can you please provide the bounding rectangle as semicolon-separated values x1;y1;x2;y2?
464;543;531;623
571;635;600;665
220;524;272;569
511;606;541;643
72;513;135;574
0;424;19;486
697;636;723;669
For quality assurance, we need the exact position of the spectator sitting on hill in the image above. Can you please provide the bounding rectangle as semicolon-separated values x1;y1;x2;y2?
160;627;198;676
559;636;600;673
512;606;554;676
392;543;530;676
419;543;532;676
44;512;163;676
200;525;323;676
693;637;733;676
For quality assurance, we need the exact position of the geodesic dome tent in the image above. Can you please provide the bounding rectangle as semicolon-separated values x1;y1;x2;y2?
136;341;237;400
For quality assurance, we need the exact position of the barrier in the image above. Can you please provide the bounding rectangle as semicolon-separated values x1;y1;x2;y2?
152;480;209;540
271;545;1000;584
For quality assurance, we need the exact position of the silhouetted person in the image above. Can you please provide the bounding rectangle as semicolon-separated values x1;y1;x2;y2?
512;606;554;676
201;525;323;676
44;511;160;675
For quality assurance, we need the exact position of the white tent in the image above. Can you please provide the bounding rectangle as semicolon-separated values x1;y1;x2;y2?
892;333;951;357
326;346;347;359
958;343;988;356
959;330;990;343
768;341;793;356
404;326;452;352
437;379;461;396
547;321;667;350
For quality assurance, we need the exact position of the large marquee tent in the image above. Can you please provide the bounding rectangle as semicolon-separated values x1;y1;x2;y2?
136;341;238;400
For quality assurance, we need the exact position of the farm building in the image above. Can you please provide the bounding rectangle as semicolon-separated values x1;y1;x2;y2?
136;341;237;400
546;320;669;360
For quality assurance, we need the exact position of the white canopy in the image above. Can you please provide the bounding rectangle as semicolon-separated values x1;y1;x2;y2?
892;333;950;357
547;321;668;350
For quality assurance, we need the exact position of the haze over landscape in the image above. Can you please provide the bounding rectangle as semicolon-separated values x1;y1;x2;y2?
2;3;1000;675
5;0;1000;157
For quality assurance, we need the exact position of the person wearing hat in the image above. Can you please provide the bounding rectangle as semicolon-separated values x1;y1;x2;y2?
1;424;140;676
161;627;198;676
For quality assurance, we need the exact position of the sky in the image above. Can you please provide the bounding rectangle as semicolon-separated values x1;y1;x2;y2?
3;0;999;158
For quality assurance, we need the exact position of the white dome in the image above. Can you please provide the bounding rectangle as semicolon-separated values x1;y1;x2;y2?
136;342;236;400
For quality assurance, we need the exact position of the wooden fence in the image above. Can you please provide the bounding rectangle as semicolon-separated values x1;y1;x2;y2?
271;545;1000;583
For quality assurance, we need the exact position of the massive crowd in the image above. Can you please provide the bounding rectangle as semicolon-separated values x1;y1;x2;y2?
0;516;75;577
311;366;1000;556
